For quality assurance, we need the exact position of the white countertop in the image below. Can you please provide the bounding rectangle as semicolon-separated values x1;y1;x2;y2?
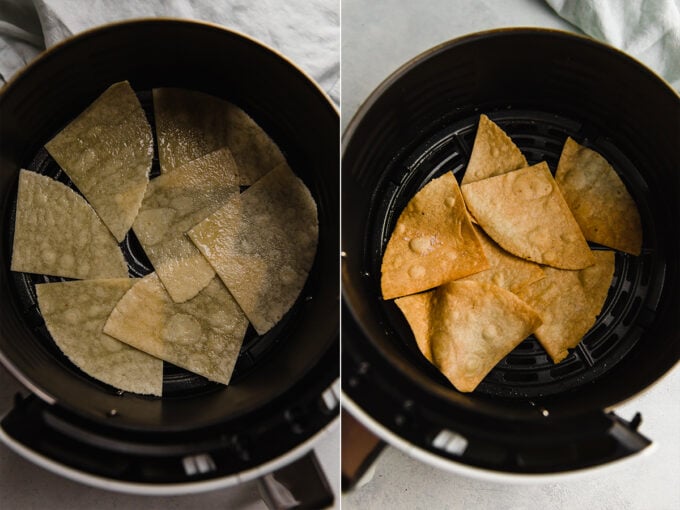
341;0;680;508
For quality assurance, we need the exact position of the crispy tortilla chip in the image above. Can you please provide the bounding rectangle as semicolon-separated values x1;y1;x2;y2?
45;81;153;242
429;281;541;392
555;137;642;255
103;274;248;385
380;173;489;299
462;225;544;292
579;250;615;315
461;162;594;269
516;252;614;364
153;88;285;184
461;114;528;185
189;163;318;335
37;279;162;396
395;292;433;362
11;170;128;279
133;147;239;302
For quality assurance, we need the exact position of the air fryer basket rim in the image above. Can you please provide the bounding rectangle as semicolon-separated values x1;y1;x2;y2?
0;19;339;433
342;27;680;423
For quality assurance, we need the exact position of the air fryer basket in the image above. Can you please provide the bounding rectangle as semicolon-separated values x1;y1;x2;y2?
342;29;679;472
0;19;339;484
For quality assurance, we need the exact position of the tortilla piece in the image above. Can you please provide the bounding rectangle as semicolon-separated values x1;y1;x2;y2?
153;88;285;184
45;81;153;242
103;273;248;385
461;114;528;185
133;147;239;302
462;225;544;293
395;292;433;363
430;281;542;392
579;250;616;315
36;279;162;396
11;170;128;279
380;172;489;300
189;163;318;335
461;162;594;270
555;137;642;255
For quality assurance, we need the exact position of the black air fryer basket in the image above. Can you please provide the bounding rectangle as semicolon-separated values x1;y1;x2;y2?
342;28;680;476
0;19;339;497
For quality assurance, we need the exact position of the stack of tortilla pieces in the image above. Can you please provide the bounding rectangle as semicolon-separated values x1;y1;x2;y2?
12;82;318;396
381;114;642;392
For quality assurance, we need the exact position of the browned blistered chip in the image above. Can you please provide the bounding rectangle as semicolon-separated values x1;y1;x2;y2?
555;137;642;255
380;172;489;300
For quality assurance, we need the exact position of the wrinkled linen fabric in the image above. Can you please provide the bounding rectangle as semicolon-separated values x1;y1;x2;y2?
546;0;680;91
0;0;339;103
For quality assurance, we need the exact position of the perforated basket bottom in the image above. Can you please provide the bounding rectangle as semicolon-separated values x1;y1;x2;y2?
6;90;307;399
367;110;663;399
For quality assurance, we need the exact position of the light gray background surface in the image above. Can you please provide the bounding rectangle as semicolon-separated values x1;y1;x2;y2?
341;1;680;509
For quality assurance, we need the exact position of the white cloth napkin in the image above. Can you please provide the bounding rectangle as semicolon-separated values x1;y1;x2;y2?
0;0;339;103
546;0;680;92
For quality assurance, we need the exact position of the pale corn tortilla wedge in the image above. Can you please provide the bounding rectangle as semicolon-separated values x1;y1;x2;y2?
133;147;239;302
462;225;544;293
395;292;433;363
103;274;248;385
189;163;318;335
430;281;542;392
516;252;614;364
153;88;285;184
37;279;163;396
45;81;153;242
555;137;643;255
461;162;595;270
11;170;128;279
380;172;489;300
461;114;528;185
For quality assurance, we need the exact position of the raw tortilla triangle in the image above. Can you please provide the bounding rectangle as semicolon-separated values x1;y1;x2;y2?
153;88;286;184
461;162;595;269
429;281;542;392
380;172;489;300
189;163;318;335
132;147;239;303
11;170;128;279
461;114;528;185
103;273;248;385
517;250;614;363
45;81;153;242
555;137;642;255
37;279;162;396
462;225;544;293
395;292;433;363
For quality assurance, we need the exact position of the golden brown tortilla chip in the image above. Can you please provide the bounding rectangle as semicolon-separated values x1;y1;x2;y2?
461;114;528;185
555;137;642;255
11;170;128;279
132;147;239;302
37;279;163;396
429;281;542;392
461;162;594;270
462;225;544;293
188;163;318;335
579;250;616;315
153;88;285;184
45;81;153;242
103;273;248;385
516;251;613;364
395;292;433;362
380;172;489;299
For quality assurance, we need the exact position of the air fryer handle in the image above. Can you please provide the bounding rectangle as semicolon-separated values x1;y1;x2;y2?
340;409;385;491
257;451;334;510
